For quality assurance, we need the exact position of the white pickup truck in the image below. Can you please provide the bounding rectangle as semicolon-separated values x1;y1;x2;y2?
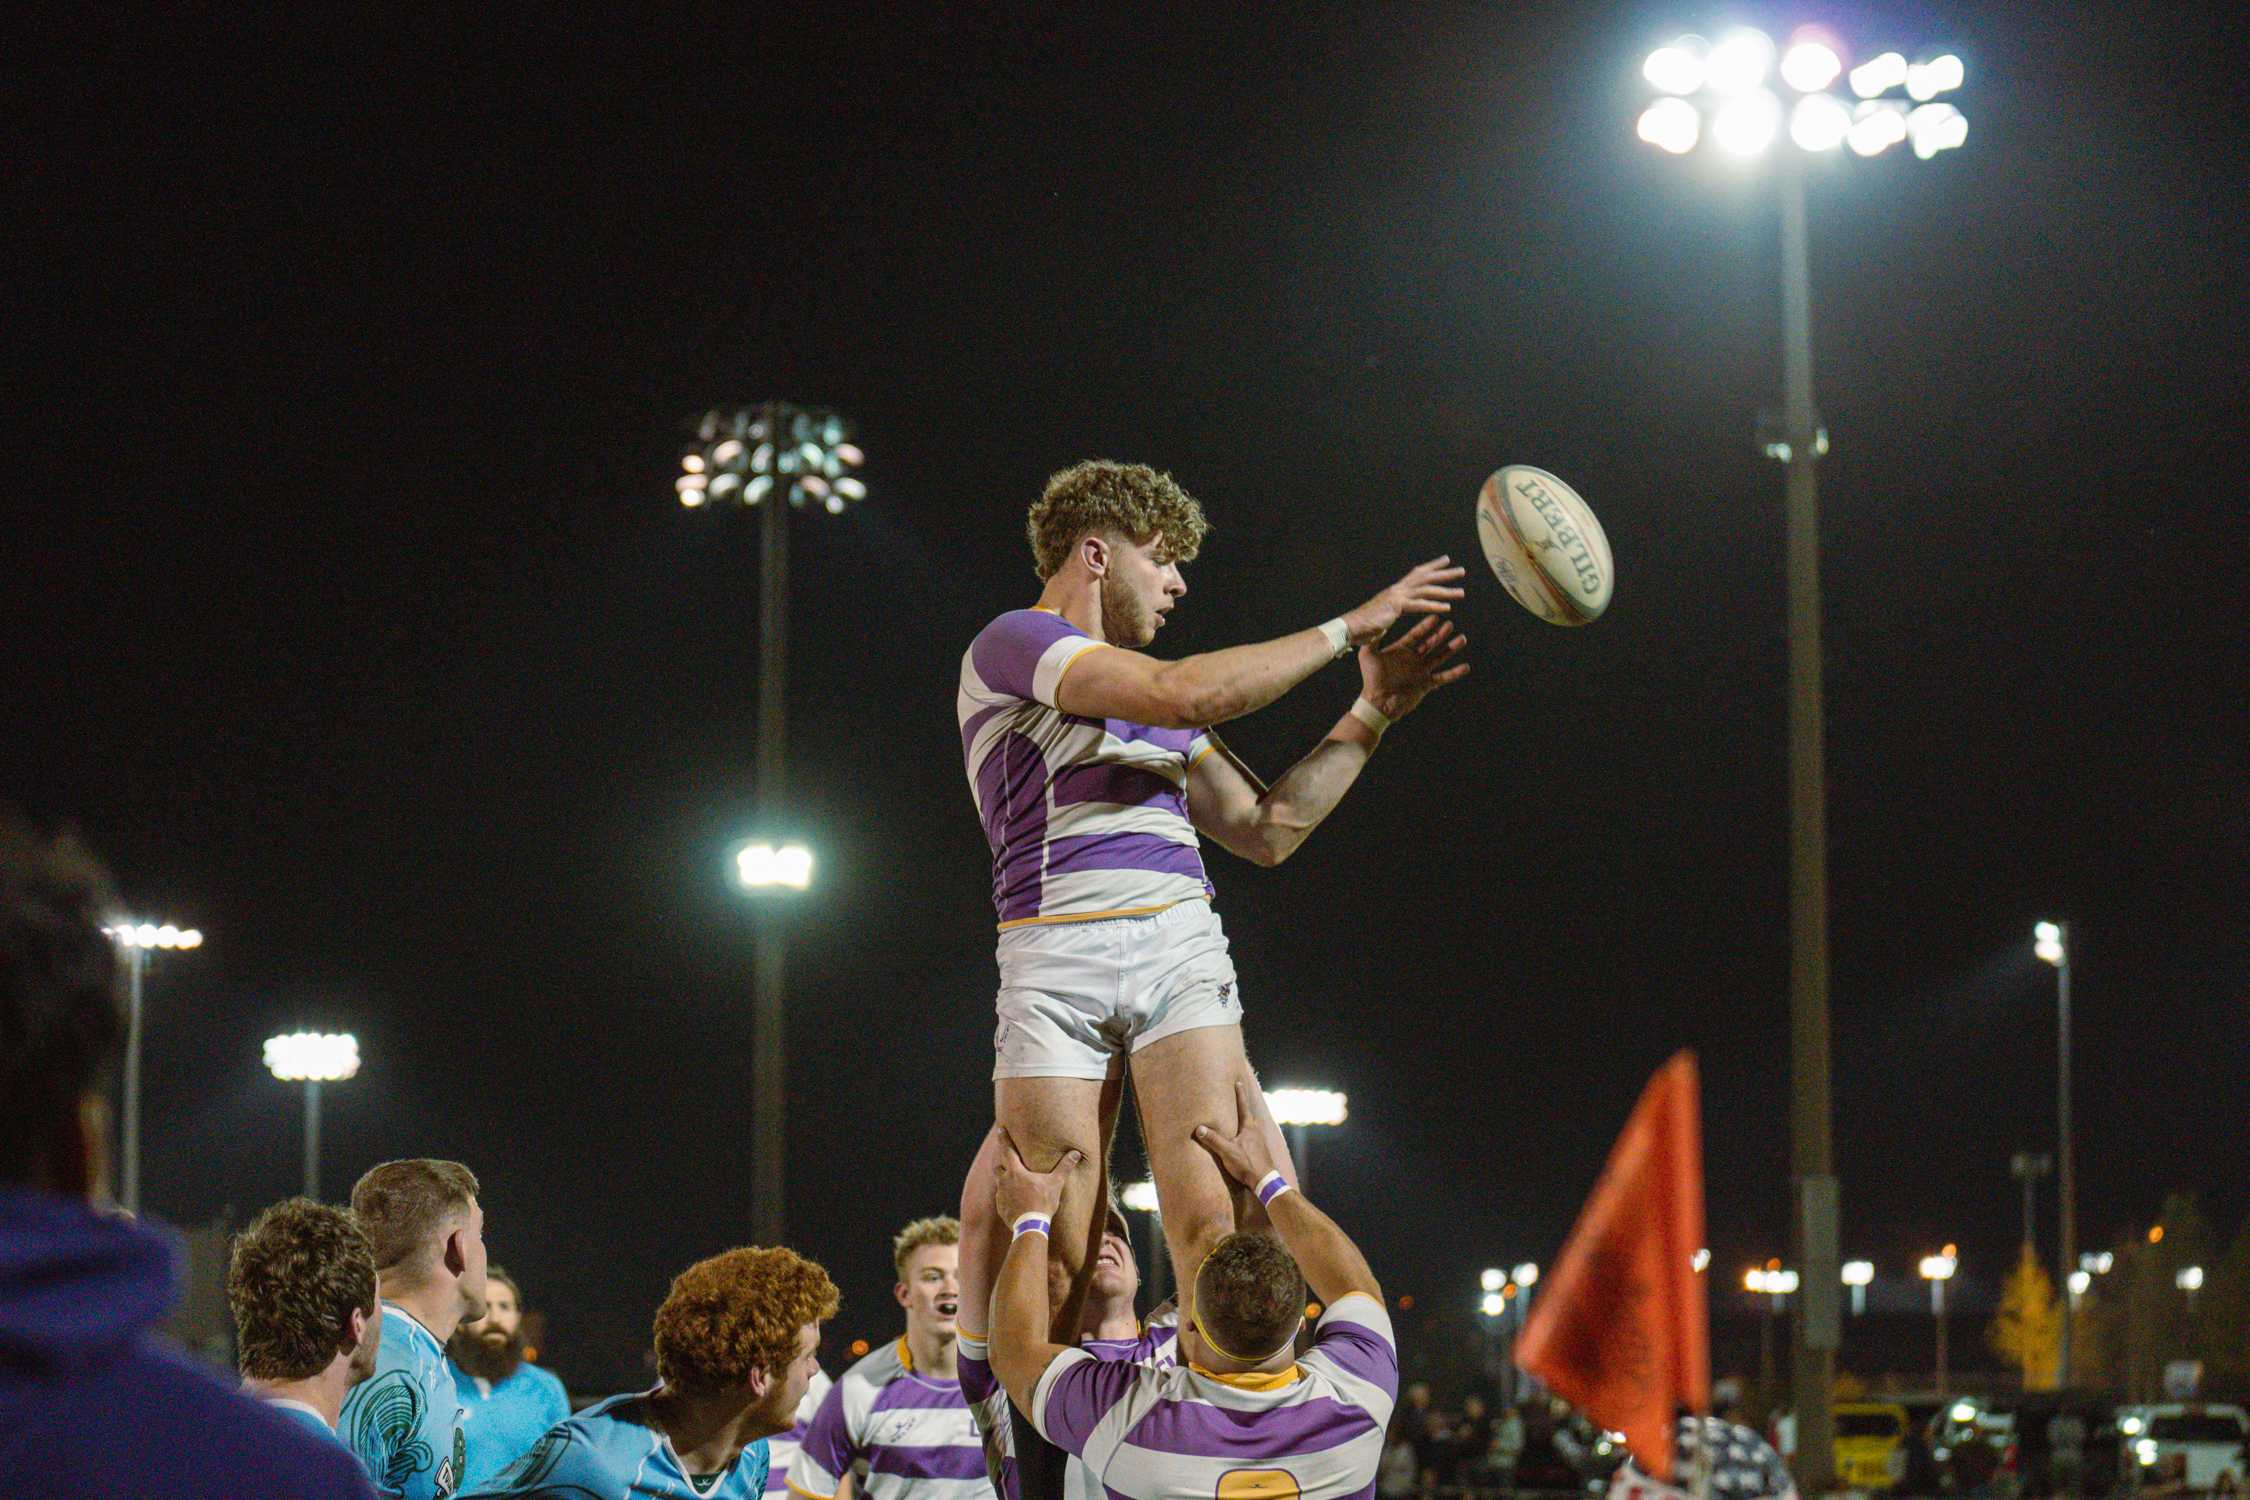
2118;1404;2249;1493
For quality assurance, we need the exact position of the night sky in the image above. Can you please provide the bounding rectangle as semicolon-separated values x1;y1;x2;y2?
11;6;2247;1390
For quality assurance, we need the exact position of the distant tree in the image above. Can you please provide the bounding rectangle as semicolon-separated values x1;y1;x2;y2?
1989;1245;2061;1390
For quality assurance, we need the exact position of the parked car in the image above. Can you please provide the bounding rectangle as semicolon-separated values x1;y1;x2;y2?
2118;1405;2249;1494
1834;1403;1913;1491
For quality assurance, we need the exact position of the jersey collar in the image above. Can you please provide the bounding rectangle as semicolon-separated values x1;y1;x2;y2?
1188;1359;1303;1390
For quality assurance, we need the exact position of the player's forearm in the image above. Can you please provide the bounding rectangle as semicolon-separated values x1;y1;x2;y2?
1244;710;1381;864
1163;624;1341;726
1265;1186;1382;1306
989;1228;1061;1408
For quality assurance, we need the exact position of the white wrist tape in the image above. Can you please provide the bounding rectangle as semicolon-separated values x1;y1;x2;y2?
1255;1170;1294;1207
1350;697;1393;734
1010;1211;1052;1240
1318;618;1353;659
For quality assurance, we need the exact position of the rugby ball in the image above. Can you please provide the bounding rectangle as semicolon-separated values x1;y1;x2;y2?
1475;466;1613;626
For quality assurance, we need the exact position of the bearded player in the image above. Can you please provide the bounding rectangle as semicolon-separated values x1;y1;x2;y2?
954;460;1464;1491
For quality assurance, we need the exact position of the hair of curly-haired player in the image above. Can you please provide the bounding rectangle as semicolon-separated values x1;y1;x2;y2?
653;1246;840;1396
1027;461;1210;581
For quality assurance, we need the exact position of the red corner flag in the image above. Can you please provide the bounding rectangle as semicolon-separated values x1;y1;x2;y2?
1515;1050;1708;1482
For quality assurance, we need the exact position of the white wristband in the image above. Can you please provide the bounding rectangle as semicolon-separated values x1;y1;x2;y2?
1318;618;1352;659
1349;697;1392;735
1011;1211;1052;1240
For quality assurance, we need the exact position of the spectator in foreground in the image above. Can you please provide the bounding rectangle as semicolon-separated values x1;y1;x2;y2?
448;1265;570;1492
0;812;375;1498
230;1196;384;1440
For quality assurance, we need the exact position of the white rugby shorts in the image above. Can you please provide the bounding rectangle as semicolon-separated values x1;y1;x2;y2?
992;899;1243;1080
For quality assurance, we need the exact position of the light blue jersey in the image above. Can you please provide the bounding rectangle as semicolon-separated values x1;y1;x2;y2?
342;1304;468;1499
453;1358;573;1492
463;1387;770;1499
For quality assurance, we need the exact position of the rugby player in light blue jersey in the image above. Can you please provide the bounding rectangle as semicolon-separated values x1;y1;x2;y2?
464;1246;838;1500
342;1159;491;1499
229;1197;384;1443
954;460;1465;1382
447;1267;570;1491
792;1218;991;1500
989;1082;1398;1500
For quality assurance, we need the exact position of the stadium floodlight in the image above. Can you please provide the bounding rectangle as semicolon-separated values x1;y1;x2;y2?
1691;1247;1711;1271
2176;1265;2204;1292
1638;97;1702;154
1848;101;1910;157
678;401;867;1248
1705;28;1776;95
1644;36;1709;95
103;918;203;1217
263;1032;362;1083
1919;1250;1958;1281
1849;52;1909;98
1906;54;1966;101
1779;38;1843;94
1633;29;1973;1467
1790;94;1853;152
1264;1088;1348;1127
1712;90;1783;157
1908;103;1968;160
1513;1262;1540;1288
1121;1180;1160;1214
1841;1260;1874;1285
1480;1291;1506;1318
265;1032;360;1201
735;842;814;891
1481;1267;1506;1293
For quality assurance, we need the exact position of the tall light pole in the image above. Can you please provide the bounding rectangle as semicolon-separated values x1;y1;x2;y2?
1841;1259;1873;1316
1919;1247;1958;1395
2036;920;2076;1386
1636;30;1966;1490
263;1032;360;1200
679;402;864;1247
102;922;203;1215
2011;1149;2053;1255
1264;1087;1347;1192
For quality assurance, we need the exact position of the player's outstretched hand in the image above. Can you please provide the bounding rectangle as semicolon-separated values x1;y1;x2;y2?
991;1129;1081;1228
1192;1078;1283;1191
1342;556;1466;646
1360;616;1470;721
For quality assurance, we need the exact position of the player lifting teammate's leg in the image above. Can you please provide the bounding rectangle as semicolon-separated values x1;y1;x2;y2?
953;461;1466;1495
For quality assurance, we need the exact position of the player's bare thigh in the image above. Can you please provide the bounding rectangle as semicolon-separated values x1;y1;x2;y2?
959;1071;1121;1338
1129;1023;1297;1321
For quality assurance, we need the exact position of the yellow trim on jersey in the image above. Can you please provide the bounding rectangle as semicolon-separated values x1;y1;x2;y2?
895;1335;914;1372
1188;742;1216;767
994;893;1209;932
1050;638;1109;695
1187;1360;1304;1390
789;1484;838;1500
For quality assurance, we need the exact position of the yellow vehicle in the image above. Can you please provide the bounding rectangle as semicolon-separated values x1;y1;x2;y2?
1834;1403;1912;1491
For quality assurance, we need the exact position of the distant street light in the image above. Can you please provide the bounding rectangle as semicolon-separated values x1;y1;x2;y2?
679;401;865;1248
1636;25;1966;1490
1481;1267;1506;1294
1264;1086;1346;1192
1920;1246;1959;1395
2035;920;2078;1387
1841;1259;1874;1316
2177;1265;2204;1313
103;921;204;1215
2067;1269;2091;1301
263;1032;360;1200
1746;1264;1798;1407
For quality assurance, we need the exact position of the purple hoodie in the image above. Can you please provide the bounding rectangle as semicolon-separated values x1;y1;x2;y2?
0;1184;378;1498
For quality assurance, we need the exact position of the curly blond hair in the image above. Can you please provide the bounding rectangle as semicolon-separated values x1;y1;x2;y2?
653;1246;839;1395
1027;461;1210;580
891;1215;960;1279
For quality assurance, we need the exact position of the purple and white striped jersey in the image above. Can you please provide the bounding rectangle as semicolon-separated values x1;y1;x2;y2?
959;1315;1181;1500
792;1340;995;1500
763;1367;835;1497
959;610;1216;929
1029;1295;1398;1500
